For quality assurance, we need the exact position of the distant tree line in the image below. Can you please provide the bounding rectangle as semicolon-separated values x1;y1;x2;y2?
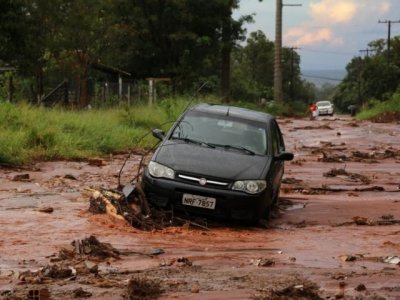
0;0;314;108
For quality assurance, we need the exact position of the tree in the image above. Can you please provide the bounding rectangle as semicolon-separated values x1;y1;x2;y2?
0;0;26;64
231;30;311;103
333;36;400;111
110;0;251;96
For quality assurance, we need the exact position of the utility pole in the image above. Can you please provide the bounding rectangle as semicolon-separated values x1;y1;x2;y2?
289;47;299;101
274;0;301;103
359;48;377;58
378;20;400;64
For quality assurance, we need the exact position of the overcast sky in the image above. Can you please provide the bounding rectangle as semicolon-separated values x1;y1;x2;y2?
235;0;400;70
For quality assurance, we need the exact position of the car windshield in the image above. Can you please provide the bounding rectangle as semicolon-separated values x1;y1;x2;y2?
317;101;331;106
171;111;268;155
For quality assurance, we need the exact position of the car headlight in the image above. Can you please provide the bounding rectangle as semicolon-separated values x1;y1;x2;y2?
232;180;267;194
148;161;175;179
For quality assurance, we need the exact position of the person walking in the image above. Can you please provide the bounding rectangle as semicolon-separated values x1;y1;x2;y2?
308;103;317;120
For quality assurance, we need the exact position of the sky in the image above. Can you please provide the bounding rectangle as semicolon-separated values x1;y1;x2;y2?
235;0;400;71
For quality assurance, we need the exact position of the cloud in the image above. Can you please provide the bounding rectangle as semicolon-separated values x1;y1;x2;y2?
283;0;399;48
310;0;358;24
284;27;343;47
379;2;391;14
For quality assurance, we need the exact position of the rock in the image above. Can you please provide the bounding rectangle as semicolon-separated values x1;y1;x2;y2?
340;255;357;262
383;256;400;265
12;174;31;182
355;284;366;291
38;207;54;213
258;259;275;267
149;248;165;256
73;287;92;298
88;158;105;167
64;174;77;180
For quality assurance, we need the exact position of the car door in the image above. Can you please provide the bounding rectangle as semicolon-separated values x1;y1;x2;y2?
269;120;285;201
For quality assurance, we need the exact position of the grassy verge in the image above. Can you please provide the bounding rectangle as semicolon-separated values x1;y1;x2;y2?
0;96;298;166
357;93;400;120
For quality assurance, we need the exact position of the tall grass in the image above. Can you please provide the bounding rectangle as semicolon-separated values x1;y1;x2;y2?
357;93;400;120
0;96;297;166
0;102;161;165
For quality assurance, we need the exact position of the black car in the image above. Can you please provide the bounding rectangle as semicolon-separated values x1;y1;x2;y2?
142;103;293;223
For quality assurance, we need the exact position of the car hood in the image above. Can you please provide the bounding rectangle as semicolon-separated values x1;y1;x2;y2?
152;140;271;180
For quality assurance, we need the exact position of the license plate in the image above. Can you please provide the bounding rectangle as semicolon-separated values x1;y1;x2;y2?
182;194;216;210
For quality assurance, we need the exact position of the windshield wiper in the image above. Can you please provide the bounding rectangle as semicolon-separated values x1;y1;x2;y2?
210;143;255;155
172;137;215;148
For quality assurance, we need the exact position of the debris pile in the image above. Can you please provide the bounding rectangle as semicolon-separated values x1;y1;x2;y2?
87;185;209;231
71;235;120;260
253;282;323;300
317;148;400;163
18;236;120;285
291;124;333;131
124;277;162;300
323;167;371;184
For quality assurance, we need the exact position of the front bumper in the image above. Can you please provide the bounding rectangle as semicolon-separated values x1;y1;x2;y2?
317;108;333;115
142;170;270;221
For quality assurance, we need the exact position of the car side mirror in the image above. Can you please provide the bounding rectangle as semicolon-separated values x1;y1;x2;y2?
276;151;294;161
152;129;165;141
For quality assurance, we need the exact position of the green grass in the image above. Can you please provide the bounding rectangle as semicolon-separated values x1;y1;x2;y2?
0;96;301;166
357;93;400;120
0;102;164;165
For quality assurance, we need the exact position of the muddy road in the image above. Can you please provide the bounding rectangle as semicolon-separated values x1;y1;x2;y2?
1;116;400;300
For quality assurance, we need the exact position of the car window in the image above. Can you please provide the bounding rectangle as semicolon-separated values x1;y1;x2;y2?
171;111;268;155
270;121;285;155
316;101;331;106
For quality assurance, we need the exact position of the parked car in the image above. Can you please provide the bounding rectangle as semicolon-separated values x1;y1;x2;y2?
316;100;334;116
142;103;293;224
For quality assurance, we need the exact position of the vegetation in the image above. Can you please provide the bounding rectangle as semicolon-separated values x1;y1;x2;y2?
0;96;300;166
333;37;400;112
357;92;400;120
3;1;398;165
0;0;313;107
0;101;166;165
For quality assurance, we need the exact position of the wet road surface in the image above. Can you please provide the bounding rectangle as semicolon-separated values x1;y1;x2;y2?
0;115;400;299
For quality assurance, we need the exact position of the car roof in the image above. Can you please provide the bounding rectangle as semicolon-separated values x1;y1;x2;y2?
187;103;274;123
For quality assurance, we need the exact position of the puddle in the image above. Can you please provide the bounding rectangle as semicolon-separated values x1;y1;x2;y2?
285;203;306;211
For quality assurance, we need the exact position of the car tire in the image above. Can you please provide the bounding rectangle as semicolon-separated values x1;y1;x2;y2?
272;186;280;207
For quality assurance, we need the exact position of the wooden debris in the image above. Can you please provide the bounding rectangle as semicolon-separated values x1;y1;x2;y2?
72;235;120;259
89;190;126;222
86;185;209;231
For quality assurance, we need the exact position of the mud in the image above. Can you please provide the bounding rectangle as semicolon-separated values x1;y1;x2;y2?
1;116;400;299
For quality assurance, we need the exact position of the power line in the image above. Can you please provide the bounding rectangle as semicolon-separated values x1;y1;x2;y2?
359;48;377;57
378;19;400;64
298;48;355;56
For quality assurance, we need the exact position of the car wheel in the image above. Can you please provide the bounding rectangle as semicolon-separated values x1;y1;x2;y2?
272;186;280;207
263;205;271;221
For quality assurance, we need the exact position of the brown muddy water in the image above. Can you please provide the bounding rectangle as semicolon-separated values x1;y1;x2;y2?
1;116;400;300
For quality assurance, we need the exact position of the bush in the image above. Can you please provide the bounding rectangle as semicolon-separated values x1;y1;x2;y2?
357;92;400;120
